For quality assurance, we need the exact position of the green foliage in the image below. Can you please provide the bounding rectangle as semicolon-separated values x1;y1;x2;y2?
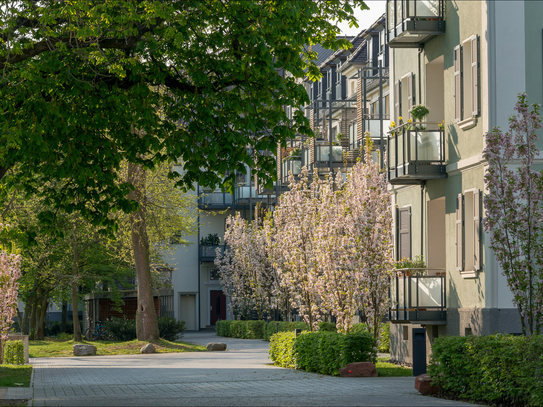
3;340;24;365
264;321;309;341
395;255;426;270
106;316;183;341
350;323;390;353
200;234;220;246
157;316;186;341
269;331;377;376
409;105;430;121
429;335;543;406
317;322;336;332
216;320;231;337
269;332;297;369
45;321;79;337
105;318;137;341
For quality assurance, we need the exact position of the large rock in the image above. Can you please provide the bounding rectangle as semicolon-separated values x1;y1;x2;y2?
415;374;441;395
206;342;227;351
73;344;97;356
140;343;156;354
339;362;378;377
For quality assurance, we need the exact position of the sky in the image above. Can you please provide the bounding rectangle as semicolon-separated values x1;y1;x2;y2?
336;1;386;37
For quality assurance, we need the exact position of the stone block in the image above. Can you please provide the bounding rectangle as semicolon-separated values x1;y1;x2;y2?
415;373;441;395
206;342;227;351
140;343;156;354
339;362;378;377
73;344;97;356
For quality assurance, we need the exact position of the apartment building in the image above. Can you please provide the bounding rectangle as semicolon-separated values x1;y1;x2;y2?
386;0;543;363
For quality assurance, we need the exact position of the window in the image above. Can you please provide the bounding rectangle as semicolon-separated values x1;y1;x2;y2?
210;269;220;281
336;69;342;84
379;29;386;53
350;81;356;97
384;95;390;118
456;190;481;274
454;35;479;123
349;121;358;147
402;325;409;341
327;70;332;90
318;80;322;96
397;207;411;261
395;73;414;121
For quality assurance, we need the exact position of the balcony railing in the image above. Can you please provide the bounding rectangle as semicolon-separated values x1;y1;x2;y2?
199;244;227;262
198;190;233;209
389;268;447;323
281;158;302;184
387;122;446;184
386;0;445;48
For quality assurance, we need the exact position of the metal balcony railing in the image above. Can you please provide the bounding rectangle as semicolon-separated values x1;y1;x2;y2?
386;0;445;48
281;158;302;184
199;245;227;262
387;122;446;184
389;268;447;323
198;190;232;209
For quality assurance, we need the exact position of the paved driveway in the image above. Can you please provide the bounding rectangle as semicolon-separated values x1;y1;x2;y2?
29;331;479;406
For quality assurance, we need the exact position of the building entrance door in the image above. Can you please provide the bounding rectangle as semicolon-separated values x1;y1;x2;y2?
210;290;226;325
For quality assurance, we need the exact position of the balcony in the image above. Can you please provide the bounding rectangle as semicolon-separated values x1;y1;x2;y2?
198;190;232;209
386;0;445;48
389;269;447;324
281;158;302;184
199;244;227;262
387;122;446;185
312;143;344;169
233;185;269;206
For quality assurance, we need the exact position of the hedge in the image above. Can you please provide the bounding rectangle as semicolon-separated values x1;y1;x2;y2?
350;323;390;353
104;316;186;341
269;331;377;376
2;340;24;365
429;334;543;407
215;320;308;340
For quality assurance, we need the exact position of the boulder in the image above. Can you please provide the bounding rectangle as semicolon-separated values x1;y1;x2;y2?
206;342;227;351
339;362;378;377
415;374;441;395
140;343;156;354
73;344;97;356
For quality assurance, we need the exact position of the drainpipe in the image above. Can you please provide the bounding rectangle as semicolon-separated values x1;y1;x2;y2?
197;193;201;331
421;181;425;260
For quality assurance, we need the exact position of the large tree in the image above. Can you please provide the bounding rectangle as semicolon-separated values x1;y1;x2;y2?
0;0;367;340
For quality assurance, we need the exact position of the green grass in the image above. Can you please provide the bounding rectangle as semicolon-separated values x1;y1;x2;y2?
375;357;413;377
29;338;206;358
0;365;32;387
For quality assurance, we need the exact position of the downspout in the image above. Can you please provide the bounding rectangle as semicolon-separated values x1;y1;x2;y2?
421;181;425;261
197;199;201;330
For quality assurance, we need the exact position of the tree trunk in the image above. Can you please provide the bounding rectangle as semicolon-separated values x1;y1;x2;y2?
128;162;159;342
72;223;82;342
36;296;48;340
61;301;67;333
29;296;39;340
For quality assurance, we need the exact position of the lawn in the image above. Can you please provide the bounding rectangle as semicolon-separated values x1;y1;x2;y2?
0;365;32;387
375;357;413;377
29;338;206;358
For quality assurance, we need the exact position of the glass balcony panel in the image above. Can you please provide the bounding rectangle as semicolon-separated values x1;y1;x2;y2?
415;0;440;18
389;137;396;168
410;277;443;308
410;130;441;161
388;0;395;30
396;0;403;27
397;132;404;164
368;119;391;139
398;276;405;307
315;145;343;162
303;149;310;166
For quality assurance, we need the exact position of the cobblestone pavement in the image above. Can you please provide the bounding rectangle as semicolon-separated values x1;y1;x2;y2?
29;331;479;406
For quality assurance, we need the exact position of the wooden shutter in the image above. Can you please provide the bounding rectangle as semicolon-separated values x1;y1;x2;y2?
407;73;413;114
473;189;480;271
454;45;461;122
395;80;401;120
471;35;479;116
398;207;411;261
456;193;464;271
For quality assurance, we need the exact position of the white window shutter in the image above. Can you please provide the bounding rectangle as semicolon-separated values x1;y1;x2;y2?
454;45;461;122
473;189;480;271
407;73;413;114
395;80;401;121
471;36;479;116
456;193;463;271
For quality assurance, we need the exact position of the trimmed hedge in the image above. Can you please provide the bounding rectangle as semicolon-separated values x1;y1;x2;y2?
429;334;543;407
350;323;390;353
105;316;186;341
3;340;24;365
216;320;308;340
269;331;377;376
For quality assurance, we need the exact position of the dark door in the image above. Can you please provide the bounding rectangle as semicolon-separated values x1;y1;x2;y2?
210;290;226;325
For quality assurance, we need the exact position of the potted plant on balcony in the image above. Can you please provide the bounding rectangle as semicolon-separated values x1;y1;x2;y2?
409;105;430;130
336;132;349;148
282;147;301;162
395;255;427;276
200;233;220;246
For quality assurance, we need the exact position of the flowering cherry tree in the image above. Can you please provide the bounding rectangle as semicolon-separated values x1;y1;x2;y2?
483;93;543;335
266;169;325;330
343;137;394;340
0;240;22;360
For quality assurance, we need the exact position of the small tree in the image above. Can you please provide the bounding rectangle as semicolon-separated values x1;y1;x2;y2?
0;239;22;360
483;93;543;335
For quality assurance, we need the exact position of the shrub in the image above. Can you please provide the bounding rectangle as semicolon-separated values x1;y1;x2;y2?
269;332;296;369
104;318;137;341
264;321;309;341
317;322;336;332
245;320;265;339
269;331;377;376
157;316;186;341
429;334;543;407
3;340;24;365
57;333;73;341
216;320;231;337
45;321;80;337
350;323;390;353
